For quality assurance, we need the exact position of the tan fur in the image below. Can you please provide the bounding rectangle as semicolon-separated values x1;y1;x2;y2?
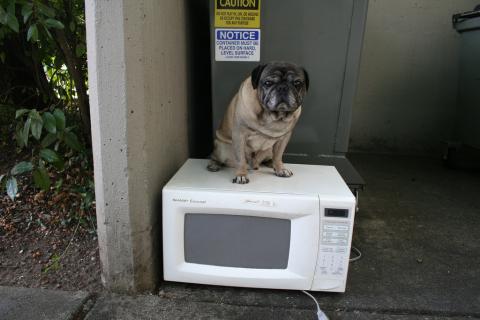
210;77;301;182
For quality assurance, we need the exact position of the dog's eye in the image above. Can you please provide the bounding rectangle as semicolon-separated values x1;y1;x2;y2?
294;80;303;87
264;80;273;87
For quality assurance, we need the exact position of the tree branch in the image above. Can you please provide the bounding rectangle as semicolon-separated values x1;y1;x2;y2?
53;28;91;142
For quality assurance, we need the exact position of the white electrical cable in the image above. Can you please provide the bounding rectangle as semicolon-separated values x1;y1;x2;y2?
302;290;329;320
349;245;362;262
300;244;361;319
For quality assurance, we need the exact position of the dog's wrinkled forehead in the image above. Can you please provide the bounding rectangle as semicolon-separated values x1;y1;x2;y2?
251;62;309;90
261;63;304;80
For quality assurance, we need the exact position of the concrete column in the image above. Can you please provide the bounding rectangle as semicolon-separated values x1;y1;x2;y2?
85;0;189;292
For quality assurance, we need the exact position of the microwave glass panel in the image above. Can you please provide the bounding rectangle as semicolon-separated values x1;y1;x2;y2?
184;214;291;269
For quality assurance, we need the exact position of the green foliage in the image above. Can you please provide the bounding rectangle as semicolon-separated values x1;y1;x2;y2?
0;0;88;112
33;166;50;190
53;108;65;130
10;161;33;175
1;107;86;200
0;1;19;33
72;178;94;211
14;107;77;150
42;111;56;133
43;253;61;273
0;0;65;38
0;1;94;245
0;0;92;228
39;148;60;163
6;176;17;200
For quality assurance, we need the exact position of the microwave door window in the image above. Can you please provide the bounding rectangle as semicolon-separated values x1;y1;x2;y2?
184;214;291;269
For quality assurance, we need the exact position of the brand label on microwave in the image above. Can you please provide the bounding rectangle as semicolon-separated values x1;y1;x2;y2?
173;198;206;204
244;198;275;207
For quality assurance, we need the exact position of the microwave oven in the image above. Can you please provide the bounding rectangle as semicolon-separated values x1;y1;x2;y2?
162;159;356;292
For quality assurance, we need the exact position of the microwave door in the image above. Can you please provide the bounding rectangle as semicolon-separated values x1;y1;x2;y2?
163;190;320;290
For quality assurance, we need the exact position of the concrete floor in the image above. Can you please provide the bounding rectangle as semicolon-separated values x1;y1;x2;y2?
154;154;480;319
1;154;479;320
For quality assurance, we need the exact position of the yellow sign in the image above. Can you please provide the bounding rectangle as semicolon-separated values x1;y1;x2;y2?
214;0;261;28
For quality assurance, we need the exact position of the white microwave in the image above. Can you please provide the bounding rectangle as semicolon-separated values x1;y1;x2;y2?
163;159;356;292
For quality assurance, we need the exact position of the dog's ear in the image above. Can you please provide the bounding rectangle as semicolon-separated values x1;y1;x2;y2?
251;64;267;89
302;68;309;91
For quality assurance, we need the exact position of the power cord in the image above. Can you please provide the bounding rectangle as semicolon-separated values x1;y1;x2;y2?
349;245;362;262
302;290;329;320
302;245;362;319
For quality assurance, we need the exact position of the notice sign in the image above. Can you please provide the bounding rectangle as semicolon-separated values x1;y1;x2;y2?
215;29;260;62
214;0;261;28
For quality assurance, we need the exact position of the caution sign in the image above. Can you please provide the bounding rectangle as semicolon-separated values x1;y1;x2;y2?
215;29;260;61
214;0;261;28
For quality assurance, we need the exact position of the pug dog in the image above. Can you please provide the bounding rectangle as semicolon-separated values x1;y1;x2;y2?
207;62;309;184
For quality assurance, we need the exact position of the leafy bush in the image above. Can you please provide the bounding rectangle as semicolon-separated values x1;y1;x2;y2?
0;0;90;137
0;0;92;200
0;0;94;225
1;107;85;200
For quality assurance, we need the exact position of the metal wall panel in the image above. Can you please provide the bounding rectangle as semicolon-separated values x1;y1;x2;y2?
455;16;480;149
210;0;368;157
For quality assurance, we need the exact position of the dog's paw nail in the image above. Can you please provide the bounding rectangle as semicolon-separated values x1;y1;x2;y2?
275;169;293;177
232;176;249;184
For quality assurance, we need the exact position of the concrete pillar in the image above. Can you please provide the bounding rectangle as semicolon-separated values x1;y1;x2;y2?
85;0;189;292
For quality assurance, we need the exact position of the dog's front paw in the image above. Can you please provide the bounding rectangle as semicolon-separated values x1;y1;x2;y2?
233;175;249;184
274;168;293;178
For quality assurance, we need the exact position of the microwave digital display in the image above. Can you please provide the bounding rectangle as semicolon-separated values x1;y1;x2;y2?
184;213;291;269
325;208;349;218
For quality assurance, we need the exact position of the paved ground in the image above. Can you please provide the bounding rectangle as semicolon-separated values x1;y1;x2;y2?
0;286;478;320
0;286;90;320
1;154;479;319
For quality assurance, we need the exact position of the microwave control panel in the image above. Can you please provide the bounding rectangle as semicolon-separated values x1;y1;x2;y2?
312;214;352;292
317;221;350;277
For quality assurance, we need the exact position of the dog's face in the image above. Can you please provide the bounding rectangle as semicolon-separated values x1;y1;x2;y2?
251;62;309;114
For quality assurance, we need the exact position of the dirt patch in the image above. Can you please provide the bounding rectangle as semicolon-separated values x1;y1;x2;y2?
0;227;101;292
0;138;102;292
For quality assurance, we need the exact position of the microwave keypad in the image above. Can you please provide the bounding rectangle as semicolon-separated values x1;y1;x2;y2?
321;223;349;246
317;221;350;277
317;252;346;277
